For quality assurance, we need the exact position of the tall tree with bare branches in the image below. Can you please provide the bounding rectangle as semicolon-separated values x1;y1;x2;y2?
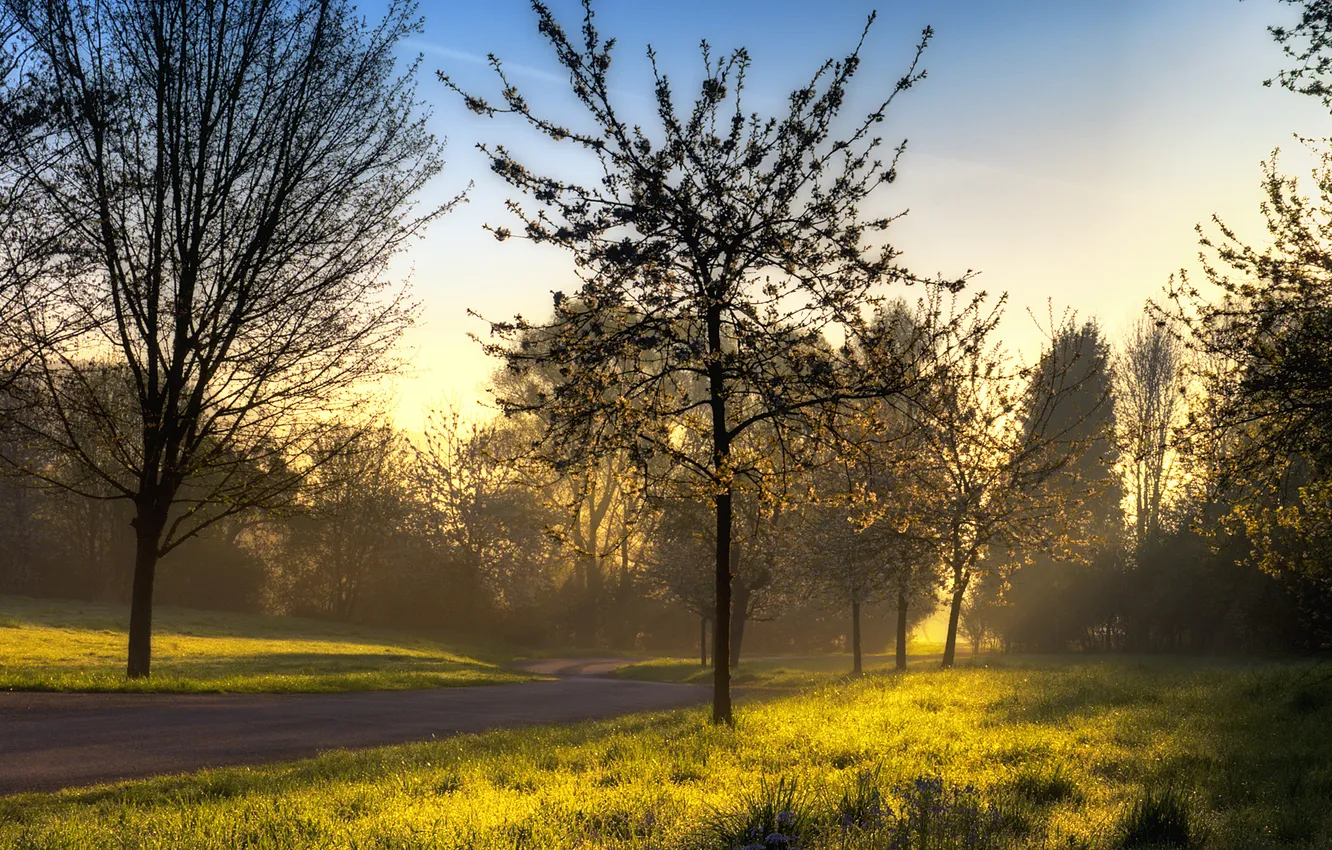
1117;315;1184;546
0;0;449;677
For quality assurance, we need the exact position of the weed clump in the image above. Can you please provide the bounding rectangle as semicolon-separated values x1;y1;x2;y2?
1116;783;1196;848
881;776;1022;849
707;777;810;849
1290;685;1329;714
712;773;1039;849
835;770;887;831
1012;765;1082;806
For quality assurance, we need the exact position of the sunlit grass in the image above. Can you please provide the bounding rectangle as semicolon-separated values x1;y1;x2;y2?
4;657;1328;847
0;596;534;693
616;647;978;688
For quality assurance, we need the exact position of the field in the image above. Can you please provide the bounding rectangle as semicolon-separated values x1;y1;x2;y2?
615;647;971;689
3;657;1329;848
0;596;533;693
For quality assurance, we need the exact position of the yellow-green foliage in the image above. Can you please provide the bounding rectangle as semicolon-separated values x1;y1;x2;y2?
0;596;532;693
4;659;1330;848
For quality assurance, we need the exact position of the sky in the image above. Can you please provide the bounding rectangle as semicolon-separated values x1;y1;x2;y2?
380;0;1331;429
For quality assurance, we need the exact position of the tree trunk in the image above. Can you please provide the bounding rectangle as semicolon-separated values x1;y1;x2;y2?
851;599;862;677
126;514;162;679
587;553;604;647
712;488;733;724
707;301;733;725
895;588;908;671
730;576;749;670
941;584;965;669
700;616;709;666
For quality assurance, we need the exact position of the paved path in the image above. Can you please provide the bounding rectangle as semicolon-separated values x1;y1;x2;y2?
511;657;646;677
0;667;707;796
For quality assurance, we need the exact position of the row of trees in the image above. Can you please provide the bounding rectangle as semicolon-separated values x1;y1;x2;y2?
0;296;1314;664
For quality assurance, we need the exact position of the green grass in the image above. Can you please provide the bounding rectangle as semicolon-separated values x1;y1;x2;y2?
0;596;535;693
4;657;1329;847
615;648;977;688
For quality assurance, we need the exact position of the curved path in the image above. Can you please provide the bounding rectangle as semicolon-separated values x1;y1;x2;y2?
0;663;706;796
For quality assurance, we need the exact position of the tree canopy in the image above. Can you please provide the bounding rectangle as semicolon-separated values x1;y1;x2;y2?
443;0;978;722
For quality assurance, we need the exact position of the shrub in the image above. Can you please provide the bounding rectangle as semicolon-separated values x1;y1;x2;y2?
880;776;1020;850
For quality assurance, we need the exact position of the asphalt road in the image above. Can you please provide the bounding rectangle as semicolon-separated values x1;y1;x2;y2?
0;667;708;796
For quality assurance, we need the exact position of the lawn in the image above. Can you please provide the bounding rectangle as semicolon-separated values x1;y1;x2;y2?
0;596;535;693
615;646;976;688
3;657;1329;848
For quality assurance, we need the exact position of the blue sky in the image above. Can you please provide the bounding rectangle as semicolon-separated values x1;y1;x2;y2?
384;0;1330;425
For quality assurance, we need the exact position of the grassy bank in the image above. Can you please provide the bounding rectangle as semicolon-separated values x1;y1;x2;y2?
4;657;1328;848
0;596;534;693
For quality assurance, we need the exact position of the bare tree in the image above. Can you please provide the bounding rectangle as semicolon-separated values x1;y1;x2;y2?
1116;315;1184;546
415;405;558;619
0;0;449;676
443;0;971;724
281;422;413;622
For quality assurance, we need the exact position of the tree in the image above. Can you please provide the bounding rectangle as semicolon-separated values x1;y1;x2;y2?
1116;315;1184;547
0;0;448;677
801;427;938;676
900;304;1108;667
1267;0;1332;108
1141;0;1332;644
800;461;885;677
444;0;968;724
280;423;413;622
647;494;715;666
1000;320;1119;652
1158;145;1332;638
416;405;558;627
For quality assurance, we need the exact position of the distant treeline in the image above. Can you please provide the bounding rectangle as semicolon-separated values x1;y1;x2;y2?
0;316;1322;659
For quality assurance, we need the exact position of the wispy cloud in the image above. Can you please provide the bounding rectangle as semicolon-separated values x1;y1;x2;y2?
406;39;567;86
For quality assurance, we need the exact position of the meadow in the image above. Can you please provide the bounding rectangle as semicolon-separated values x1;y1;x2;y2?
3;656;1329;848
0;596;533;692
614;645;968;689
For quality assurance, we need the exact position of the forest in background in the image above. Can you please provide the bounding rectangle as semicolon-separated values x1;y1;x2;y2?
0;309;1318;662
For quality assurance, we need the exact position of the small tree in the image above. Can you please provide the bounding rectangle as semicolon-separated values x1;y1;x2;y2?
416;405;559;625
799;462;885;677
800;439;933;676
443;0;967;724
1116;315;1184;547
0;0;448;676
647;494;715;666
280;423;413;622
899;303;1108;667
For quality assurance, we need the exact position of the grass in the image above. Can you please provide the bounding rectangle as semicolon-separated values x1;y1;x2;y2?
0;596;535;693
615;647;976;688
4;657;1330;847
